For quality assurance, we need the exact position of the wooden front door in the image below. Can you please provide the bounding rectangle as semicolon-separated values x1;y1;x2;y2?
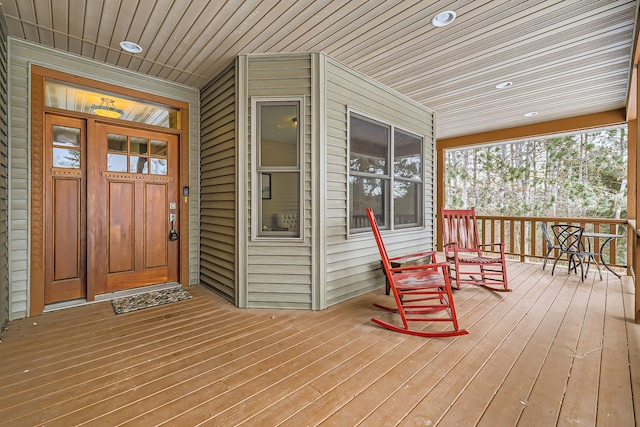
91;124;180;294
43;115;180;302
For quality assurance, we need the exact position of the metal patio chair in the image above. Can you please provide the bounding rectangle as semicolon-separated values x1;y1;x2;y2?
550;224;600;281
540;222;561;270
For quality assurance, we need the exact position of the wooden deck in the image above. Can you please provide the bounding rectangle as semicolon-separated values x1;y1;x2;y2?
1;261;638;426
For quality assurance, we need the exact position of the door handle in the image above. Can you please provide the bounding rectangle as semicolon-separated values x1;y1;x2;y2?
169;214;178;241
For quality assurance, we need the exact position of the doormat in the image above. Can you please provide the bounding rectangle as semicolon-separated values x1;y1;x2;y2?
111;287;192;315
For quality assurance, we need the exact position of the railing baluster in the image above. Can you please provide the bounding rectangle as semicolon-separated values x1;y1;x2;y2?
520;219;526;261
493;218;497;250
472;215;627;272
509;220;515;257
531;220;537;258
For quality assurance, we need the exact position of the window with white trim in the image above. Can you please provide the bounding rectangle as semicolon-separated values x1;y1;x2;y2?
254;99;302;238
349;113;424;233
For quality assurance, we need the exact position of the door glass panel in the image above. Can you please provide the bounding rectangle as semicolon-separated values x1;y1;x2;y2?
53;147;81;168
108;134;127;152
130;137;148;155
53;125;80;147
107;154;128;172
130;156;148;174
150;159;167;175
150;140;167;156
105;132;170;175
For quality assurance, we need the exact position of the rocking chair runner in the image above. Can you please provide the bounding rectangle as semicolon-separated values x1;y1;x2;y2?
440;207;510;292
366;208;468;338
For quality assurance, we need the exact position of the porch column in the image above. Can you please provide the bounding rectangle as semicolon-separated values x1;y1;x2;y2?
634;58;640;323
436;144;446;252
629;117;639;323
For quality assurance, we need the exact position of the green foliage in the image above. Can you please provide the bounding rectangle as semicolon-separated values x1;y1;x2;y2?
445;126;628;219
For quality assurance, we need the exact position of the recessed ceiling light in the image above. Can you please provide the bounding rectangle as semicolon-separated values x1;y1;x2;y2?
524;111;538;117
431;10;456;27
495;81;513;89
119;41;143;54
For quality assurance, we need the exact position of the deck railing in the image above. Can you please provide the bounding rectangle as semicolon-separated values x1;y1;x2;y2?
629;220;639;322
474;215;629;274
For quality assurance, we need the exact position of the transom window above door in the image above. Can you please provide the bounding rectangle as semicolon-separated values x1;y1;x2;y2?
44;80;180;129
107;133;168;175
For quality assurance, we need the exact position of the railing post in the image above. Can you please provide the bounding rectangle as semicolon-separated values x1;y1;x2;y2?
628;229;634;277
436;147;446;252
635;231;640;323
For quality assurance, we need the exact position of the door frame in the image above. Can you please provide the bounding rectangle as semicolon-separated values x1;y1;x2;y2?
30;66;191;315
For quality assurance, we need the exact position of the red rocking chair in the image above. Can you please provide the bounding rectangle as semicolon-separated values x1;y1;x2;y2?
366;208;468;338
440;207;510;292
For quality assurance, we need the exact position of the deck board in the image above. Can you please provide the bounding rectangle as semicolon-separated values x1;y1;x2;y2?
361;262;547;425
399;263;569;426
0;261;637;426
623;277;640;425
477;271;583;426
555;274;607;426
445;272;582;426
506;271;586;426
596;278;635;426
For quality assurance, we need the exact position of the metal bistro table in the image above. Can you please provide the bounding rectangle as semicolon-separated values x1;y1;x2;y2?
581;231;623;278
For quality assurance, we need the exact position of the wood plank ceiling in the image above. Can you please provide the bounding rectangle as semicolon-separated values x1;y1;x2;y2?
2;0;638;139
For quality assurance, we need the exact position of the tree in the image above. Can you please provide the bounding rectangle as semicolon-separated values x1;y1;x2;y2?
445;125;628;219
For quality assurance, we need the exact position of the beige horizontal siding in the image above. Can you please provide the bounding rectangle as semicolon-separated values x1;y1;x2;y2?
244;53;313;309
200;64;237;302
200;52;435;311
7;44;30;319
324;57;435;307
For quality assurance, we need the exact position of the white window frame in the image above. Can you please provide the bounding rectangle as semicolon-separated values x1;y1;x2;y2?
251;97;305;241
347;109;425;235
